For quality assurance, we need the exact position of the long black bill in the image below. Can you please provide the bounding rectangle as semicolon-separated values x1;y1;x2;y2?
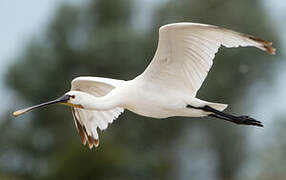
13;95;70;117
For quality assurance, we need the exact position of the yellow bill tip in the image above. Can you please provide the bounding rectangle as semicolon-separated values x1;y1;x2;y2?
13;109;28;117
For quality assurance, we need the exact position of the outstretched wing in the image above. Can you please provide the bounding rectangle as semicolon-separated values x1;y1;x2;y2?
139;23;275;96
71;76;125;149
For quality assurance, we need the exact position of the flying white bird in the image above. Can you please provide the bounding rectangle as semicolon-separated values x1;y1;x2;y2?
13;22;275;149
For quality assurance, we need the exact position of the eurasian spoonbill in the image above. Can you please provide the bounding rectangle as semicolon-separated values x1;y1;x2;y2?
13;23;275;149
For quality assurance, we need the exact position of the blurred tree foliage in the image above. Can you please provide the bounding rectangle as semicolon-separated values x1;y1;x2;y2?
1;0;278;179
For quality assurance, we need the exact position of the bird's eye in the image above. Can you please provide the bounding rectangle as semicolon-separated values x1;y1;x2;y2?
70;95;75;99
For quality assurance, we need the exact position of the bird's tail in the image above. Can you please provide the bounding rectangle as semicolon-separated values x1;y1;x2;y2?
185;98;228;117
205;102;228;112
194;98;228;112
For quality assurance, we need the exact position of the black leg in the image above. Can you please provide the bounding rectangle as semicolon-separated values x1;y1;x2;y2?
209;113;232;121
187;105;263;127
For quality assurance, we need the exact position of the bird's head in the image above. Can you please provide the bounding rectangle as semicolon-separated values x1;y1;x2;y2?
63;91;88;108
13;91;85;117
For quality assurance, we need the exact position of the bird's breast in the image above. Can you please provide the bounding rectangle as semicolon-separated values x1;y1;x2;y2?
121;84;184;118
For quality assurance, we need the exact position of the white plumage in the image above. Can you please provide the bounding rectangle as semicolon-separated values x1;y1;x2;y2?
13;22;275;149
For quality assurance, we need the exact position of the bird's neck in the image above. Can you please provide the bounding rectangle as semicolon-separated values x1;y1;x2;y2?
83;91;120;111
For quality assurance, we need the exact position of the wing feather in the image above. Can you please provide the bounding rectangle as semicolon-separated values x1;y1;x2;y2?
139;22;275;96
71;77;125;148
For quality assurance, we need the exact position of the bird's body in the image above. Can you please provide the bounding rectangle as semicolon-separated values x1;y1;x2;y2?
105;76;224;118
118;77;185;118
13;22;275;149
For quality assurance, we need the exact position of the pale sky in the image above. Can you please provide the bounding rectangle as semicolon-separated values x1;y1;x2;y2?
1;0;68;64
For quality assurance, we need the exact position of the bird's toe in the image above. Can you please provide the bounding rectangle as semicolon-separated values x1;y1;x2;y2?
236;116;263;127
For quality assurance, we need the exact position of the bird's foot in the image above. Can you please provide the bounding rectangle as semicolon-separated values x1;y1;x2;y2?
232;115;263;127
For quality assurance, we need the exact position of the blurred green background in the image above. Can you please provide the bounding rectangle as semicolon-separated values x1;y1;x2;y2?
0;0;285;179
